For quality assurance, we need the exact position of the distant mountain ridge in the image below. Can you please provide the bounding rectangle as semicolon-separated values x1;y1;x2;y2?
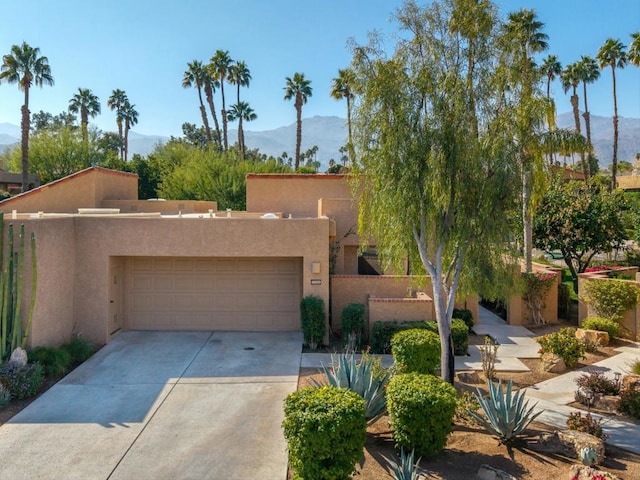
1;114;638;170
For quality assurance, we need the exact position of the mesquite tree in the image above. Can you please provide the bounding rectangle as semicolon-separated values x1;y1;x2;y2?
350;0;521;384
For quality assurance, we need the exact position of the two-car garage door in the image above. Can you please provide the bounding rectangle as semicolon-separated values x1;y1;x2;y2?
126;257;302;331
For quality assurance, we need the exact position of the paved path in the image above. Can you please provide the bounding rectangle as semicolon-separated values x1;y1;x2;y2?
0;331;302;480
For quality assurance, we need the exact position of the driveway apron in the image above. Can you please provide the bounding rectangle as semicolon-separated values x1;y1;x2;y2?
0;331;302;480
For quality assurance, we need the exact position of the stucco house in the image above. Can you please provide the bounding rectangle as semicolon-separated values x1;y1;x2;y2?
0;167;475;348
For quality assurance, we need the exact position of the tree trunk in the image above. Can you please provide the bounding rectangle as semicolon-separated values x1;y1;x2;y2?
238;116;245;159
197;88;212;143
295;97;302;171
221;82;228;151
117;118;124;160
611;66;618;191
20;87;30;193
81;109;89;158
124;122;130;162
523;168;533;273
205;85;221;147
432;277;455;385
346;96;353;165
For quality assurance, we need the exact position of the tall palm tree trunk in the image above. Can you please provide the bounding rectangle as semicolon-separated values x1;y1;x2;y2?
124;121;130;162
346;97;353;165
581;83;592;180
116;118;124;160
205;87;221;146
570;90;587;176
523;167;533;273
238;116;245;159
295;99;302;170
20;87;30;192
221;82;228;150
611;67;619;191
197;88;212;142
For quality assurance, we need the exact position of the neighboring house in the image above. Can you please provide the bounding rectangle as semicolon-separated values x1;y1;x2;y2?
0;167;475;348
0;170;40;193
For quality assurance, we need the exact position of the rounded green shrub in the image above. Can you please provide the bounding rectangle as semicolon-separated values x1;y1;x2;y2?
61;337;95;365
283;386;366;480
0;362;44;400
387;372;457;457
583;279;640;322
29;346;72;379
581;317;620;339
300;295;326;350
536;327;585;368
452;308;474;331
451;319;469;356
391;328;440;374
341;303;365;337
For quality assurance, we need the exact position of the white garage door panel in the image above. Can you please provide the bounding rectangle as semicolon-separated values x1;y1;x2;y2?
127;257;301;331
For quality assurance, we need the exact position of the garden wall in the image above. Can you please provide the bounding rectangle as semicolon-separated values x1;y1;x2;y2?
507;263;561;326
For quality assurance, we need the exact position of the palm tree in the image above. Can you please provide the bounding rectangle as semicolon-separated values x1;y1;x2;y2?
576;55;600;179
503;8;548;274
629;32;640;66
227;101;257;159
228;60;251;105
107;89;128;159
284;73;313;170
540;55;562;127
202;68;221;146
69;88;101;147
121;101;138;162
330;68;356;162
0;42;54;192
597;38;628;190
210;50;233;150
182;60;212;143
560;63;581;134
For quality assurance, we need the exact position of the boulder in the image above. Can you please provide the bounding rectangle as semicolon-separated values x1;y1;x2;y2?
594;395;621;413
621;374;640;392
575;328;609;347
9;347;28;366
476;464;517;480
530;431;605;465
457;371;482;384
569;465;619;480
542;352;567;373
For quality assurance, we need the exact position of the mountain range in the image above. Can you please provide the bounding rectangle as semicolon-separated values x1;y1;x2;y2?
1;113;638;171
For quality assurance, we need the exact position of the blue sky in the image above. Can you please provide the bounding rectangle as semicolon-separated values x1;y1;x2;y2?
0;0;638;136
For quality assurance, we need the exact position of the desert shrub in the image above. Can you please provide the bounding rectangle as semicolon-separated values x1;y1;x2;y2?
386;373;457;457
300;295;326;350
582;279;640;322
283;386;366;480
620;389;640;419
341;303;365;350
0;362;44;400
581;317;620;339
452;308;474;331
574;371;620;396
61;337;94;365
451;319;468;356
479;336;499;381
566;412;608;440
630;359;640;375
29;346;72;379
0;383;10;406
454;390;481;426
536;328;585;368
391;329;440;375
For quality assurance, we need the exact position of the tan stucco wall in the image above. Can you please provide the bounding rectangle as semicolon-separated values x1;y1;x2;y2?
618;174;640;191
368;298;434;338
246;174;352;217
0;167;137;214
102;200;218;214
16;216;330;347
507;263;560;326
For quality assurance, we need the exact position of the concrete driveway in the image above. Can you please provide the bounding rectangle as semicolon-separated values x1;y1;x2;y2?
0;331;302;480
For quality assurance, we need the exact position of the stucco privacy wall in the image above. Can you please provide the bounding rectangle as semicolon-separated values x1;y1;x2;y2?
507;263;561;326
246;174;352;217
17;216;330;347
0;167;137;214
102;200;218;214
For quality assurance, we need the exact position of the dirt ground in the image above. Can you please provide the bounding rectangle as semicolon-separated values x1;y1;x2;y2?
294;368;640;480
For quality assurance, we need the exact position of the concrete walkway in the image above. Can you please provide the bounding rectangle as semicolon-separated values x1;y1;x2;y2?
0;331;302;480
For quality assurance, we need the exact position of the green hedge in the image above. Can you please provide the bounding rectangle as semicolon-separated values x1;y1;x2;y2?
583;280;640;322
581;317;620;339
387;373;457;457
283;386;366;480
29;346;72;379
452;308;474;331
391;329;440;375
300;295;326;350
372;320;468;357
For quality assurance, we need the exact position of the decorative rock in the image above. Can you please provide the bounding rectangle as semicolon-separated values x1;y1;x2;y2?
575;328;609;347
541;352;566;373
529;431;605;465
9;347;28;366
476;464;517;480
557;430;605;465
569;464;619;480
621;374;640;392
457;371;482;384
594;395;621;413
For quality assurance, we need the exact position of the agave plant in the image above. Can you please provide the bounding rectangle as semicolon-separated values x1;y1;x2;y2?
580;446;599;466
383;449;421;480
470;379;542;443
313;352;391;419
